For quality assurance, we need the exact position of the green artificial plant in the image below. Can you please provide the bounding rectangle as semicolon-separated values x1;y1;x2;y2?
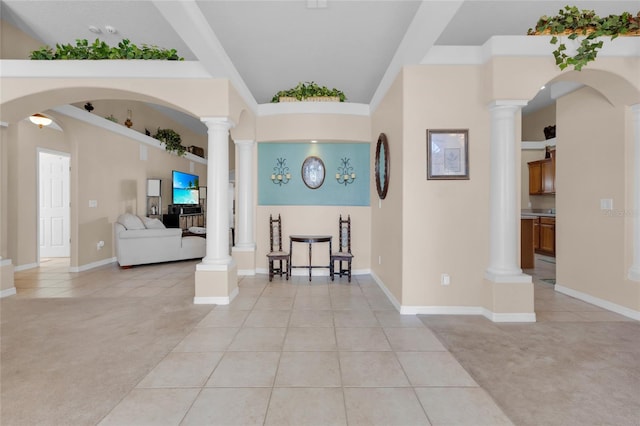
29;38;183;60
153;128;186;157
528;6;639;71
271;81;346;102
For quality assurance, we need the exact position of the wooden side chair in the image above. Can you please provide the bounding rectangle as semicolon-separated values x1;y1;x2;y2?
266;214;289;281
330;214;354;282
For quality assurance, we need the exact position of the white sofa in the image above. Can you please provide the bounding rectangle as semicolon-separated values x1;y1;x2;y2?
114;213;205;267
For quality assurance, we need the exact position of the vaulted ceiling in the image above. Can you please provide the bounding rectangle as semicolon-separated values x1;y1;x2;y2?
2;1;637;110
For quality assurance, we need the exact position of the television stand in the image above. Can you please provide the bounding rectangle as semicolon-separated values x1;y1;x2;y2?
163;212;204;230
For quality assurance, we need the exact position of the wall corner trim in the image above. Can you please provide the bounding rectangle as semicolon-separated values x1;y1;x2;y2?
0;288;17;298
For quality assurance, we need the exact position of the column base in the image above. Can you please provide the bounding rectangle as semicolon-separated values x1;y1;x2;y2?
0;259;15;298
194;260;238;305
232;244;256;276
482;276;536;322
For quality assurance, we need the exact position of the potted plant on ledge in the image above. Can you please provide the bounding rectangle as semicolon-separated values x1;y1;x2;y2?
271;81;346;103
153;128;186;157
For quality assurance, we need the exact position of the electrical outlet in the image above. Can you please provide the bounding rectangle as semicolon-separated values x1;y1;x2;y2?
441;273;450;286
97;240;105;250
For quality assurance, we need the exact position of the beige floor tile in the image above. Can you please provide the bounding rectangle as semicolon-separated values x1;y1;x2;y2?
206;351;280;387
275;351;341;387
573;310;633;322
294;295;332;310
126;286;167;297
415;387;513;426
98;388;199;426
397;352;477;387
333;310;379;327
196;309;250;327
137;352;223;388
265;388;347;426
173;327;239;352
535;311;584;322
283;327;337;351
384;327;447;351
340;352;410;387
364;295;396;310
344;387;431;425
215;296;258;311
375;310;426;327
289;310;334;327
181;388;271;426
335;327;391;351
244;310;291;327
253;296;294;310
331;296;372;310
227;327;286;351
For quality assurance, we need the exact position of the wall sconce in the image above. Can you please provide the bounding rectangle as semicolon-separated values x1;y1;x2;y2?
29;113;52;128
271;157;291;186
336;157;356;186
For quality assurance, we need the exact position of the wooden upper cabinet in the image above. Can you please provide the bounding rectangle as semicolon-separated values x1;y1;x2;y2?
528;149;556;195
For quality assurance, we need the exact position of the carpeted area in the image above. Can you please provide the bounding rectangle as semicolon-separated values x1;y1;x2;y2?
0;294;213;425
419;303;640;426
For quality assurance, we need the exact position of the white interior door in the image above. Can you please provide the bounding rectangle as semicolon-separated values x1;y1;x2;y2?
39;151;70;258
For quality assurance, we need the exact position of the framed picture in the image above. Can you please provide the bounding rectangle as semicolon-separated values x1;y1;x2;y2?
426;129;469;180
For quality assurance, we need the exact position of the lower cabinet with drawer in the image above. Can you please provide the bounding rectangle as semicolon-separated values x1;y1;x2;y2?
536;217;556;257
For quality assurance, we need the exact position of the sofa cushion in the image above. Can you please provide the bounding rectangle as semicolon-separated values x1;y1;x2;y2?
117;213;146;230
142;217;166;229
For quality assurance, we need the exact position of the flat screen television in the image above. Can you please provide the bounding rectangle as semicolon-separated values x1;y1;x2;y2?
172;170;199;205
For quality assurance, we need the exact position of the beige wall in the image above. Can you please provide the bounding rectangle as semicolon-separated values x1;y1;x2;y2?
254;113;372;275
6;114;207;269
522;104;556;141
556;86;638;310
371;73;404;304
401;65;490;307
0;20;42;59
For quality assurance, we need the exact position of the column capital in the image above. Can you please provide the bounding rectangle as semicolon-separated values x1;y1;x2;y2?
234;139;256;147
200;117;236;130
488;99;528;110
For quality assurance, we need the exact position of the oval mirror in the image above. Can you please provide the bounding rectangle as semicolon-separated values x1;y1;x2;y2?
375;133;390;199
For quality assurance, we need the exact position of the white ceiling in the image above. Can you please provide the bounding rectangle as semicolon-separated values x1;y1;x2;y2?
2;0;638;112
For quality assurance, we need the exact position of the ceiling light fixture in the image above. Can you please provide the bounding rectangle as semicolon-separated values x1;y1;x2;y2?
88;25;102;34
105;25;118;34
29;113;52;128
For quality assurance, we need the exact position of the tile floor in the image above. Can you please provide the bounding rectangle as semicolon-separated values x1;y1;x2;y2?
3;256;638;425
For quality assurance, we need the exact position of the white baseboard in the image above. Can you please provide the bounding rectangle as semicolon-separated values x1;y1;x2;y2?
237;269;256;276
0;287;16;298
555;284;640;321
14;263;38;272
0;258;12;267
69;257;116;273
370;271;402;312
194;286;239;305
371;271;536;322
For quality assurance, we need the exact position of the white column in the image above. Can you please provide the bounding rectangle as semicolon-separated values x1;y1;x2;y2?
485;100;531;283
628;104;640;281
233;139;256;250
200;117;234;266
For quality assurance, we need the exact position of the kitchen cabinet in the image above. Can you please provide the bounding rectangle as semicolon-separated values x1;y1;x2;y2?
537;217;556;257
528;150;555;195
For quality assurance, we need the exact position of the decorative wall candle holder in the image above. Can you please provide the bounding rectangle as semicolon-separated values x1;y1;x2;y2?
271;157;291;186
336;157;356;186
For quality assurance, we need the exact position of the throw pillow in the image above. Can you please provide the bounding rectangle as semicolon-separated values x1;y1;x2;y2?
117;213;145;230
142;217;166;229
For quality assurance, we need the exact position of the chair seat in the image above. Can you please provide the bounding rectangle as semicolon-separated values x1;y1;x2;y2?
331;251;353;259
267;251;289;259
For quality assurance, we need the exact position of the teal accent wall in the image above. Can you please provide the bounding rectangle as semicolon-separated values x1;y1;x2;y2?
258;142;370;206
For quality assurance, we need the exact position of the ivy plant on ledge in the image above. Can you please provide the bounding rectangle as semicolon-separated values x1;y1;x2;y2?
29;38;183;60
271;81;346;103
153;128;186;157
528;6;640;71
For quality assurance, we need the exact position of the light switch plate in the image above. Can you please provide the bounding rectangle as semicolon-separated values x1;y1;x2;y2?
89;200;98;208
600;199;613;210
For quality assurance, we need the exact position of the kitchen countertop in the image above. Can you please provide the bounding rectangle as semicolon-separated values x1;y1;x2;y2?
522;210;556;218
